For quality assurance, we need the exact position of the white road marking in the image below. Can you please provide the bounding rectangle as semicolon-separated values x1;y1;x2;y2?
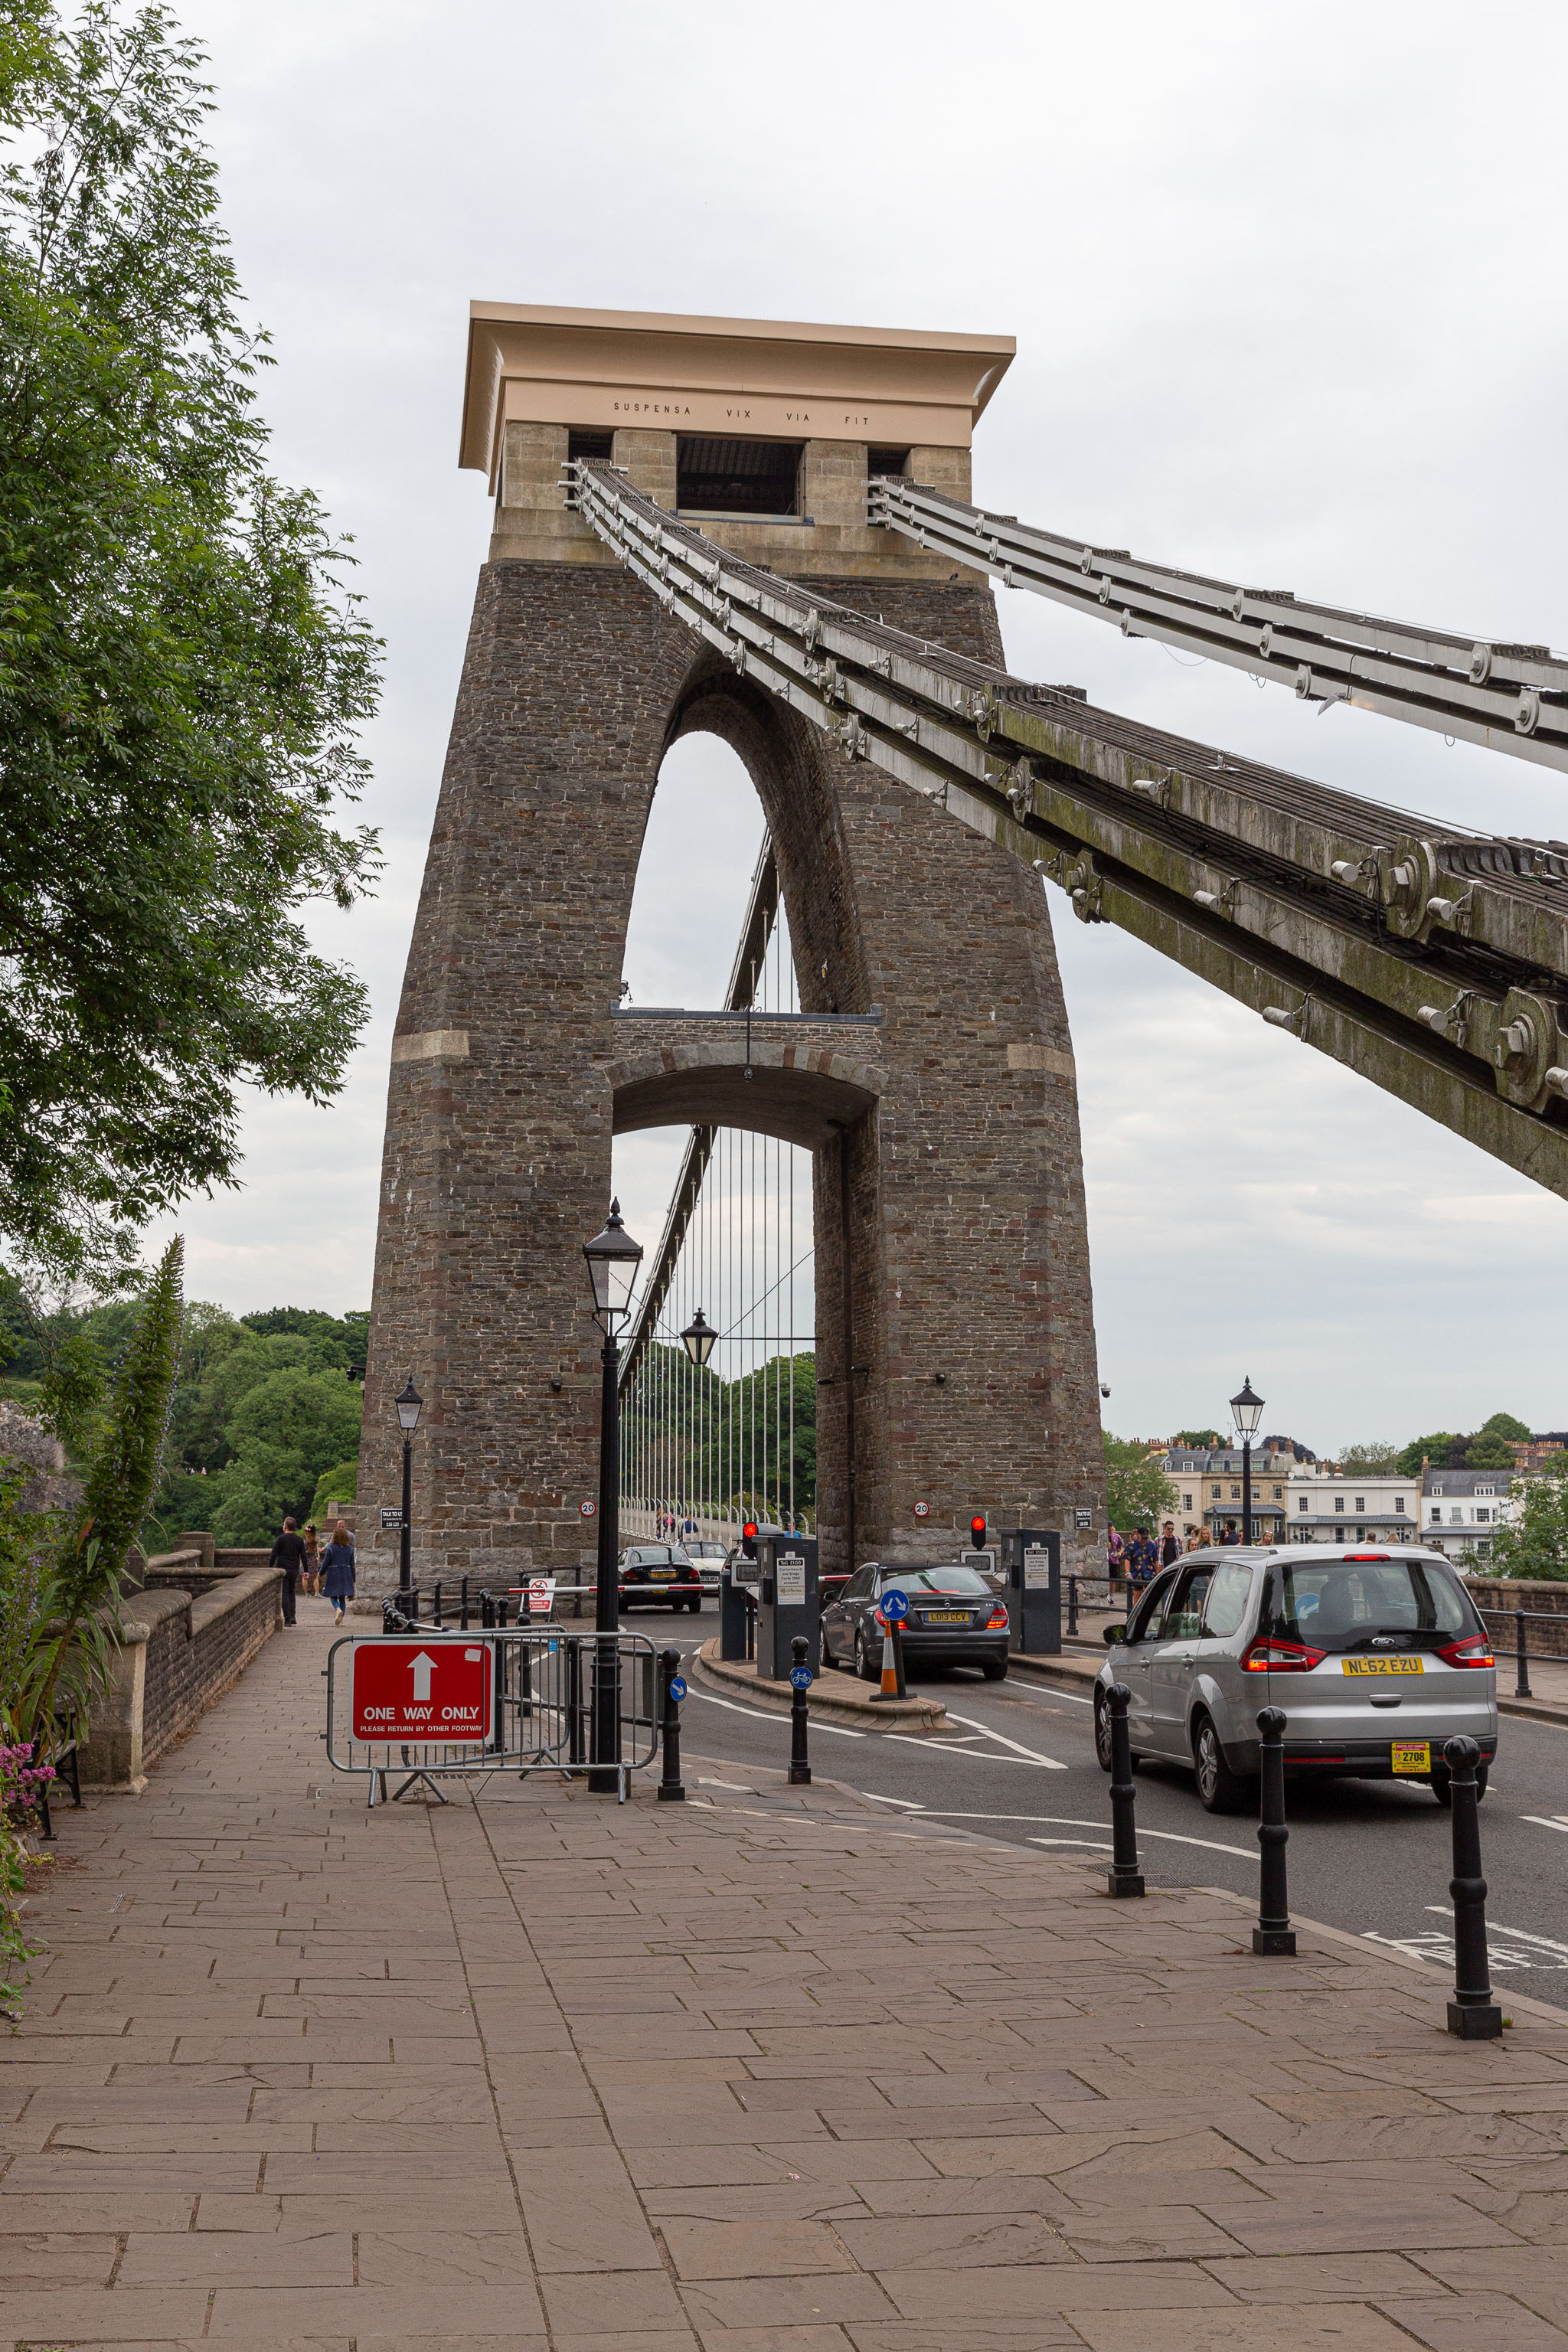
697;1778;756;1791
881;1736;1068;1772
1521;1815;1568;1835
1426;1907;1568;1962
862;1792;924;1809
1030;1837;1114;1852
942;1710;1070;1769
875;1806;1255;1859
684;1687;864;1736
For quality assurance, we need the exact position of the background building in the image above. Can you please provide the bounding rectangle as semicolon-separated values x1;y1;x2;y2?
1422;1467;1517;1560
1285;1467;1418;1546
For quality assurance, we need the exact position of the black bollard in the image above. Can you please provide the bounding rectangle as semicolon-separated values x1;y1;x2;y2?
566;1641;584;1766
460;1575;470;1632
658;1648;685;1802
1253;1707;1296;1956
1067;1574;1080;1638
789;1635;812;1786
1515;1610;1533;1701
891;1619;907;1700
480;1588;495;1630
1104;1684;1145;1896
433;1580;443;1629
1444;1736;1503;2038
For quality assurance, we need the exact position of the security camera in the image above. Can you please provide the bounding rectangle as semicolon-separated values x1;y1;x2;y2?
1099;1383;1111;1398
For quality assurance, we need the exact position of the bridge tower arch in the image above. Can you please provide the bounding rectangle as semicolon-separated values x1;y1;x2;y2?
359;304;1106;1589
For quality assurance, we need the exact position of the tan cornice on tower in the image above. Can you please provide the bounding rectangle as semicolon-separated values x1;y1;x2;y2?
461;302;1015;485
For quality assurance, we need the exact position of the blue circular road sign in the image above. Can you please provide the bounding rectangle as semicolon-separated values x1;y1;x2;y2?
790;1664;813;1690
669;1674;688;1702
880;1587;910;1622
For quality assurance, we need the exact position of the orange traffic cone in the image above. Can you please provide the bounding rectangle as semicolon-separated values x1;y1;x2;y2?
877;1628;898;1700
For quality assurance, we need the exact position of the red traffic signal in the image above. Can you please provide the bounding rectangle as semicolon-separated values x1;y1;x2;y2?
970;1514;987;1544
743;1521;758;1540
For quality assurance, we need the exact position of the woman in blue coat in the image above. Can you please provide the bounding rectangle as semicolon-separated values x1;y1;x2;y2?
320;1521;356;1624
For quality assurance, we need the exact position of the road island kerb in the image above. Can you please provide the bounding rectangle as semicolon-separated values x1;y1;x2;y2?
7;1608;1568;2350
695;1630;950;1731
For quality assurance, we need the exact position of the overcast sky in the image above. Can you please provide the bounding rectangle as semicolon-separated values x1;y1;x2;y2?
152;0;1568;1455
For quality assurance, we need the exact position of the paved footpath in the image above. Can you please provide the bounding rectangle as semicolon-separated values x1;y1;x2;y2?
8;1611;1568;2350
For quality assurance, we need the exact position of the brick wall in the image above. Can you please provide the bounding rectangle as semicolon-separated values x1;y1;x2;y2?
360;549;1106;1589
78;1563;283;1786
1469;1577;1568;1658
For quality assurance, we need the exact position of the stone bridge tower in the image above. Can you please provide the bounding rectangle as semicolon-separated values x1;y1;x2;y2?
359;302;1106;1589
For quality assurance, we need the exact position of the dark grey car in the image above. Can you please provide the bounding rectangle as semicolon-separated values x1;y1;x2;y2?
1093;1544;1498;1812
822;1562;1011;1681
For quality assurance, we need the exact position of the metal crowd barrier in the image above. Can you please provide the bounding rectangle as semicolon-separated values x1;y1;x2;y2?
325;1628;660;1805
378;1576;711;1631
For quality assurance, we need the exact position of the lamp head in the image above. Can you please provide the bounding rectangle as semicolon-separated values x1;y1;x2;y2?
583;1197;644;1331
1230;1376;1265;1440
681;1307;718;1369
395;1375;423;1433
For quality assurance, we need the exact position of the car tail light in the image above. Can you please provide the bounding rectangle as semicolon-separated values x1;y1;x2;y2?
985;1609;1009;1630
1344;1550;1390;1561
1439;1633;1495;1668
1241;1636;1326;1673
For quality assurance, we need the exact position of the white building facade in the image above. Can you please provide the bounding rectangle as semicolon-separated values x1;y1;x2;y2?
1284;1468;1419;1546
1421;1468;1517;1561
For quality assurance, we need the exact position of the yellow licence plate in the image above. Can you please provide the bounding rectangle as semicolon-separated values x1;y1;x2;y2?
1341;1655;1424;1675
1392;1741;1432;1774
923;1611;970;1623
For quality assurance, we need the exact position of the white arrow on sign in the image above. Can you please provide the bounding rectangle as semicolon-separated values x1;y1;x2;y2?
407;1651;438;1702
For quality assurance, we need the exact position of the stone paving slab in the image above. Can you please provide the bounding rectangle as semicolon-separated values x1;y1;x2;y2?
6;1608;1568;2349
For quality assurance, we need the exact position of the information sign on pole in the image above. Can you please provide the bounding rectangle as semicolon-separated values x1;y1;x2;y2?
879;1586;910;1622
526;1576;557;1615
380;1507;403;1530
669;1674;687;1703
1024;1544;1051;1589
350;1641;492;1745
776;1551;808;1606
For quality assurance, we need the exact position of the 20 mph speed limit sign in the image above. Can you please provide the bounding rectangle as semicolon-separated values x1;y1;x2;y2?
350;1640;492;1745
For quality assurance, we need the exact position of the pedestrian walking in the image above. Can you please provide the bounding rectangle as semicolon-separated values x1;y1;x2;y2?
1159;1518;1181;1568
1184;1525;1208;1553
302;1521;321;1596
321;1520;356;1624
270;1517;307;1626
1219;1517;1241;1546
1106;1524;1125;1592
1126;1526;1157;1586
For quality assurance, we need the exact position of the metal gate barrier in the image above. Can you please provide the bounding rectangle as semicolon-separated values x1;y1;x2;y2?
323;1630;660;1805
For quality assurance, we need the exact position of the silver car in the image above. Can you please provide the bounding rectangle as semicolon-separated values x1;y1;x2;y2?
1094;1545;1498;1814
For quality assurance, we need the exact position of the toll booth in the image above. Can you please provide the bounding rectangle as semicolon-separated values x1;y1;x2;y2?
755;1533;819;1679
1001;1527;1061;1655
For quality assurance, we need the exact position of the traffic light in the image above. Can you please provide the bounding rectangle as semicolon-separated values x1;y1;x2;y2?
741;1521;759;1559
970;1514;987;1547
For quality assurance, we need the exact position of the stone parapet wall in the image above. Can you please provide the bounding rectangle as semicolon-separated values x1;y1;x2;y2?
77;1561;283;1787
1469;1577;1568;1657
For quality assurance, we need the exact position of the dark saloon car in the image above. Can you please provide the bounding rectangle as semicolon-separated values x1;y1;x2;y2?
617;1544;701;1612
822;1561;1011;1681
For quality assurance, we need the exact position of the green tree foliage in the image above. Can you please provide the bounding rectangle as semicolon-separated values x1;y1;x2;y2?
140;1302;365;1544
13;1235;182;1746
1481;1411;1530;1442
1338;1441;1400;1474
1103;1434;1177;1534
1464;1429;1516;1472
310;1459;357;1524
1174;1429;1220;1449
627;1344;816;1516
1490;1462;1568;1583
0;3;380;1273
1396;1431;1462;1478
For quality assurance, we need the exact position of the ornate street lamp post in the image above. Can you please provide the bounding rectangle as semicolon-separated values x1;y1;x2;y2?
583;1200;644;1793
394;1377;423;1609
680;1308;717;1369
1230;1376;1265;1544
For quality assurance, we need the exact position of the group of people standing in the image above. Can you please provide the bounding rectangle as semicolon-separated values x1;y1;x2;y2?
269;1517;356;1625
1107;1514;1247;1586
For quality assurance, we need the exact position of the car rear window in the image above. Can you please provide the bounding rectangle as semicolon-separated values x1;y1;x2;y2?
1268;1557;1477;1650
884;1567;990;1598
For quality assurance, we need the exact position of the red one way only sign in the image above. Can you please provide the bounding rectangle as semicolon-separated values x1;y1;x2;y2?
350;1641;492;1745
